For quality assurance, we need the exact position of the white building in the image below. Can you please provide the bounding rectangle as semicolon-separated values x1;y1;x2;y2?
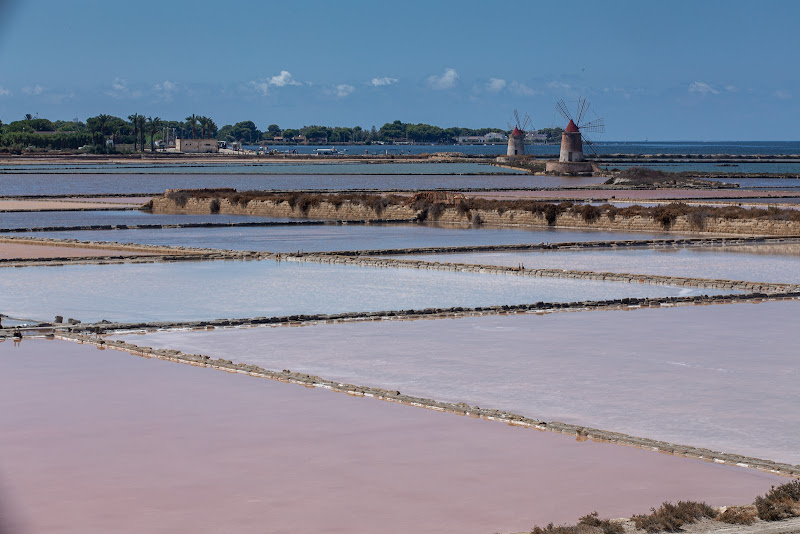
175;138;219;153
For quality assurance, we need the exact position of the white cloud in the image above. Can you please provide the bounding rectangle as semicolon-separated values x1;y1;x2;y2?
725;85;738;92
248;81;270;96
509;81;538;96
153;80;178;101
774;89;792;99
334;84;355;98
22;84;44;95
154;80;176;93
486;78;506;92
269;70;302;87
371;76;398;87
0;86;11;96
106;78;143;99
547;81;571;91
688;81;720;95
248;70;303;96
427;68;459;90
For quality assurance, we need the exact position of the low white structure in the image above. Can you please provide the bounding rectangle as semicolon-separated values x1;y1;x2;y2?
175;138;219;153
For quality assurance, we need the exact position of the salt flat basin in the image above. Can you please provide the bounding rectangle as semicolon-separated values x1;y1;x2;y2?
22;225;683;253
0;210;289;230
0;259;731;324
121;301;800;465
0;242;154;260
399;243;800;284
0;339;783;534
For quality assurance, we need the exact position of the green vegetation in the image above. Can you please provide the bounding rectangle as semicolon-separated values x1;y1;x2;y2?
0;111;557;153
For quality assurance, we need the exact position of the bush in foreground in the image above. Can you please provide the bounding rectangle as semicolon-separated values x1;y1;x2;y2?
755;479;800;521
718;505;757;525
529;512;623;534
631;501;717;533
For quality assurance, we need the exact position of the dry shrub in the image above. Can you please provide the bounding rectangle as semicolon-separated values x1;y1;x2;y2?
209;198;220;214
601;204;619;221
530;512;622;534
575;204;602;224
718;505;757;525
456;199;471;216
755;480;800;521
545;203;561;225
687;209;707;230
165;190;190;207
632;501;717;533
577;512;624;534
296;194;320;215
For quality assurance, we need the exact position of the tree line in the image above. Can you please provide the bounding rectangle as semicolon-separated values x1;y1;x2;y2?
0;113;563;153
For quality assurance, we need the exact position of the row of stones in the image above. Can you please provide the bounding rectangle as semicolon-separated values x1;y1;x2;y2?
2;235;795;294
0;218;415;234
318;235;800;257
62;293;798;335
290;254;800;294
55;331;800;478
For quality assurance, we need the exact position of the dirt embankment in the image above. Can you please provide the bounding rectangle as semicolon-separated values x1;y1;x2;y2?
148;189;800;236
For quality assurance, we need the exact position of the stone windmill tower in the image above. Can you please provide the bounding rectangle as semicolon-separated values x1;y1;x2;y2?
507;109;532;157
546;98;604;174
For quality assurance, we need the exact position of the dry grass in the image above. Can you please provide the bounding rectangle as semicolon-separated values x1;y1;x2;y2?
529;512;624;534
631;501;717;533
755;480;800;521
718;505;758;525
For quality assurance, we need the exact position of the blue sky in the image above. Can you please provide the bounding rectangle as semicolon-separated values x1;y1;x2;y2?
0;0;797;140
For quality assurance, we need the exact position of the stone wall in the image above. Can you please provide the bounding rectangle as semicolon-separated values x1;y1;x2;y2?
150;196;800;236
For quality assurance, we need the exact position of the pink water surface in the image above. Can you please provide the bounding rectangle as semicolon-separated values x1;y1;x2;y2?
0;339;783;534
124;300;800;466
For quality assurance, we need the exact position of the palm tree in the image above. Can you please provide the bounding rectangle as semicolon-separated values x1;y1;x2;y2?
198;116;209;139
146;116;162;152
94;113;110;146
206;117;217;139
128;113;140;151
136;115;146;152
185;114;198;139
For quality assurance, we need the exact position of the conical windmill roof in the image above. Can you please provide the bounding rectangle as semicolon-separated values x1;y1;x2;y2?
511;126;523;137
565;119;579;133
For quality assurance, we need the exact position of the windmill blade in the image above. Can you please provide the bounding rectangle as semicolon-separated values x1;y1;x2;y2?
507;121;514;131
576;97;589;126
513;109;521;128
522;113;533;132
580;117;605;133
581;132;599;157
555;100;573;123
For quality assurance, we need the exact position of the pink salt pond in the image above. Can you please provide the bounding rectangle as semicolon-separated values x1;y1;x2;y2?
0;339;783;534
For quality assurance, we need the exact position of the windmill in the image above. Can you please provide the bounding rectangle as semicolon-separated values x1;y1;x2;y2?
555;97;604;162
506;109;533;157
